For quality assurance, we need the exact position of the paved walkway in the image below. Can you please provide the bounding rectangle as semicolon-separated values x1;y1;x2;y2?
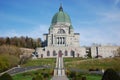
52;55;69;80
52;76;69;80
0;66;50;76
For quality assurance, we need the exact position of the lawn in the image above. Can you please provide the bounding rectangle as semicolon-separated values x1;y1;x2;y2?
12;69;102;80
21;58;56;68
12;57;119;80
64;57;120;71
12;69;53;80
86;74;102;80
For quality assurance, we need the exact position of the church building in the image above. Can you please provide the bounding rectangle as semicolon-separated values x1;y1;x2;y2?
36;6;86;58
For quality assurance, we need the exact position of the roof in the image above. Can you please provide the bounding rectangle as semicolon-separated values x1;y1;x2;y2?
51;6;71;24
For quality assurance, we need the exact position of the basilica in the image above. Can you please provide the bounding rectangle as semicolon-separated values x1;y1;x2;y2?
35;6;119;59
36;6;86;58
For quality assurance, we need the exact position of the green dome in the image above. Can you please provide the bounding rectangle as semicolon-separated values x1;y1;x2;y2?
51;6;71;24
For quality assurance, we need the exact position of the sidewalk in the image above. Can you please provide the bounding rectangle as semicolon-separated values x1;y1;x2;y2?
52;76;69;80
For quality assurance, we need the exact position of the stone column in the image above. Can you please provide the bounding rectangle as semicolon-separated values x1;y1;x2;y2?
58;37;60;45
57;37;58;45
61;37;63;44
63;37;64;44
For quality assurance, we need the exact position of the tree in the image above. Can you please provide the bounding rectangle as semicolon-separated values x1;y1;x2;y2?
0;73;13;80
0;37;6;45
102;68;120;80
0;36;42;49
6;37;10;45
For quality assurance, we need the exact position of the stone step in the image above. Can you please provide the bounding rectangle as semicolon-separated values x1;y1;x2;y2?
52;76;69;80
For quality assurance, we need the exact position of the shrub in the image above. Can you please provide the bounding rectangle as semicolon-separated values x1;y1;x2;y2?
0;73;13;80
82;76;86;80
0;54;19;72
32;74;44;80
102;68;120;80
68;71;76;80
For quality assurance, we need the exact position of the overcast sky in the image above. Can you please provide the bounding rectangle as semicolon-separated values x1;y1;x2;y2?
0;0;120;46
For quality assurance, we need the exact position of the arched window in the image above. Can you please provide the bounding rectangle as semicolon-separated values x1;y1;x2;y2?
65;50;68;56
71;50;75;57
47;51;50;56
53;50;56;56
57;29;65;34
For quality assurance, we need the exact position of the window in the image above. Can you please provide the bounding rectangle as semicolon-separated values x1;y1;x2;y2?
65;50;68;56
53;50;56;56
47;51;50;56
71;50;75;57
57;29;65;34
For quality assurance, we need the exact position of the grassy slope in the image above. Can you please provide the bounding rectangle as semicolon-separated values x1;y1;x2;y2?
21;58;56;68
86;74;101;80
13;57;120;80
12;70;101;80
64;57;120;71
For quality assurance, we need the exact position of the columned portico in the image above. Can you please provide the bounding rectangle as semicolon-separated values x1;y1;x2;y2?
56;37;66;46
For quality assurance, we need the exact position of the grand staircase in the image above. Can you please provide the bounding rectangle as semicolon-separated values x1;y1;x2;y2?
51;55;69;80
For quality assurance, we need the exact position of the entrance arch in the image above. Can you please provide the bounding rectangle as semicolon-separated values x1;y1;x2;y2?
58;50;62;57
71;50;75;58
41;54;43;58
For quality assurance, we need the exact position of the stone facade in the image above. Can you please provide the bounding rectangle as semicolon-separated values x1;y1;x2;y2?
91;45;119;58
36;46;86;58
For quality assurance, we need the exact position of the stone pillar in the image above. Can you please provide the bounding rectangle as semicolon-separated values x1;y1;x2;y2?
57;37;58;45
61;37;63;44
58;37;59;45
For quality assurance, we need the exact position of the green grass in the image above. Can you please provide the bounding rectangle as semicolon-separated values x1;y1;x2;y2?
12;57;120;80
64;57;85;62
67;71;102;80
64;57;120;71
12;69;102;80
86;74;102;80
12;69;53;80
13;74;32;80
21;58;56;68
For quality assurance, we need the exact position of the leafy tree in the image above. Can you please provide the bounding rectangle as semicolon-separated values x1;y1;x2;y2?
0;37;5;45
0;36;42;49
6;37;10;45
